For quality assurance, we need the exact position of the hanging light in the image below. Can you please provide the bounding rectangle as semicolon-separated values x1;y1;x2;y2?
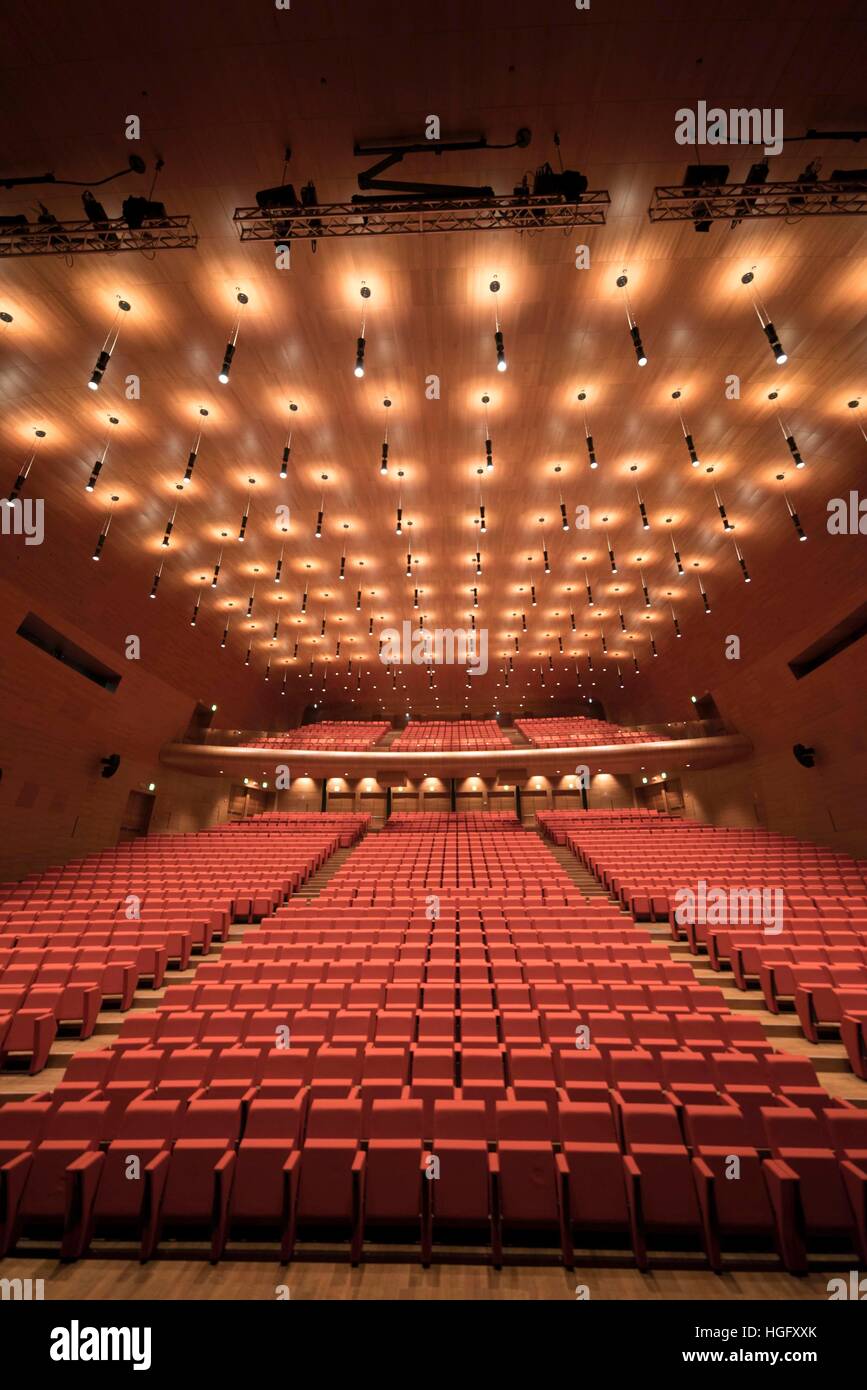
380;397;391;473
530;583;537;607
606;534;618;574
274;546;284;583
636;488;650;529
490;277;507;371
775;411;806;469
670;530;685;576
244;643;252;667
91;494;118;562
246;586;255;619
218;290;248;384
301;580;308;613
149;562;163;600
672;391;700;467
88;298;130;390
211;549;223;588
785;493;807;541
472;587;479;609
734;540;751;583
161;501;178;548
542;535;550;574
181;408;209;486
8;428;46;503
650;635;658;658
742;270;787;364
280;402;298;479
238;493;252;543
599;627;607;654
578;391;598;468
713;488;734;532
220;617;230;649
616;272;647;365
85;416;119;493
559;494;569;531
698;576;711;613
315;497;324;539
190;590;201;626
640;569;651;607
339;545;347;581
618;607;627;633
354;283;370;377
570;610;576;631
481;394;494;472
356;589;362;611
671;605;682;638
585;571;594;607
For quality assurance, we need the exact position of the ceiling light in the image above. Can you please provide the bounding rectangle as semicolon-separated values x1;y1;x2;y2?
280;402;297;479
218;290;248;384
742;270;788;364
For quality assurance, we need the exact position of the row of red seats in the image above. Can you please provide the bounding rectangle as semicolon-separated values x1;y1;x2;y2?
0;819;365;1073
1;1093;864;1271
516;716;666;747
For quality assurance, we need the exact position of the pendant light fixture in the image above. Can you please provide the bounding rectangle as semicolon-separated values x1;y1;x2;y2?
577;391;598;468
85;415;119;493
380;397;391;473
742;269;787;364
91;494;119;561
280;402;298;479
88;297;131;390
182;408;209;486
490;276;507;372
672;390;701;467
354;282;370;377
616;271;647;366
218;289;248;384
8;428;47;503
481;394;494;471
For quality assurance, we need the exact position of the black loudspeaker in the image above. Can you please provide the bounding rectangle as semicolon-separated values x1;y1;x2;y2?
793;743;816;768
100;754;121;779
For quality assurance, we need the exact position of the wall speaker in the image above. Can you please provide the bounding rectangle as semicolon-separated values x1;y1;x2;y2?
100;753;121;779
792;743;816;768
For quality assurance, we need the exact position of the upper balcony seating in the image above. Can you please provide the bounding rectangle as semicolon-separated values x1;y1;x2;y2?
516;717;665;747
246;722;390;751
390;721;511;751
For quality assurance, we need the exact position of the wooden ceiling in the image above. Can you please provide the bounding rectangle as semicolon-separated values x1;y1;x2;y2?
1;0;865;722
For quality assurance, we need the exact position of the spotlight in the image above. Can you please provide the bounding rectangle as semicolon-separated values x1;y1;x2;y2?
122;195;166;229
354;336;366;377
560;501;569;531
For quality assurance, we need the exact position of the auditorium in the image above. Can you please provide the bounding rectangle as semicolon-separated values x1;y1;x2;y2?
0;0;866;1346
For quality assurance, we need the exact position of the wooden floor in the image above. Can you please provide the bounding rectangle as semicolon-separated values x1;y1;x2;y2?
0;1255;853;1301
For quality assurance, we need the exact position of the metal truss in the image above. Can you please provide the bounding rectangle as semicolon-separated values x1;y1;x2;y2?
649;179;867;222
0;215;198;258
233;191;610;241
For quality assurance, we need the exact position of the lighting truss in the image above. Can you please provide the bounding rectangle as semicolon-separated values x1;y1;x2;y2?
233;191;610;241
648;178;867;222
0;214;198;258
